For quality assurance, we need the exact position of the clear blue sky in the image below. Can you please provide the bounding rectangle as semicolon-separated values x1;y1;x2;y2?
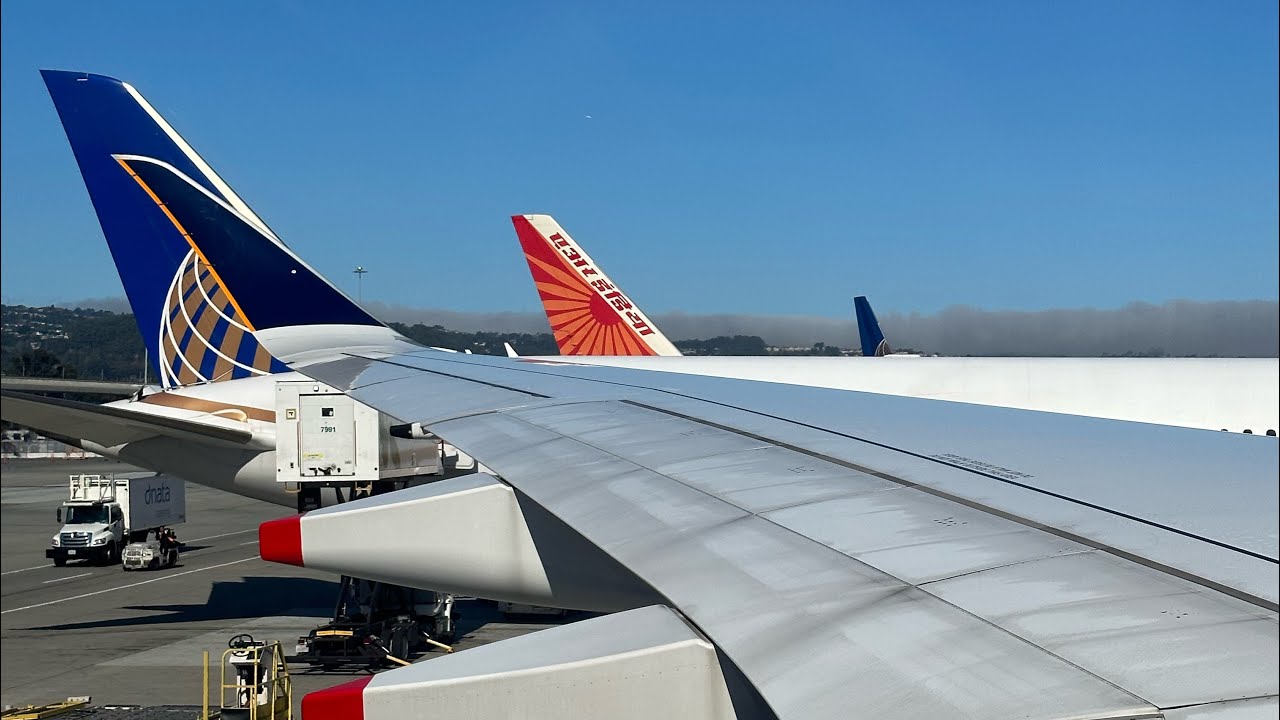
2;1;1276;317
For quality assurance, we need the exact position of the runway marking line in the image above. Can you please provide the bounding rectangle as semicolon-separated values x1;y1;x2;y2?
1;565;53;576
42;572;92;584
1;556;258;615
185;528;257;543
0;529;256;576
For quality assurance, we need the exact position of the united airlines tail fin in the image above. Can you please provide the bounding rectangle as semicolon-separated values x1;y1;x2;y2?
41;70;388;388
512;215;681;356
854;296;890;357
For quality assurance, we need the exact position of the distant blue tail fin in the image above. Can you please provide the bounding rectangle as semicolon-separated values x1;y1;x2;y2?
41;70;383;387
854;296;890;357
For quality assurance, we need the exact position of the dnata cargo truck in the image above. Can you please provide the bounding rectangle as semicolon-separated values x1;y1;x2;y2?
47;474;186;566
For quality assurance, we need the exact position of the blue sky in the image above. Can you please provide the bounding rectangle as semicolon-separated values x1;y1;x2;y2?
2;1;1276;318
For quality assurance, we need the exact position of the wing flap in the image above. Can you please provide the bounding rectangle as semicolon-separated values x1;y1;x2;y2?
1;389;255;448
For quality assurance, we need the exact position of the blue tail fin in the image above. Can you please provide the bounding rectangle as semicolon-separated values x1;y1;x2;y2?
41;70;383;387
854;296;890;357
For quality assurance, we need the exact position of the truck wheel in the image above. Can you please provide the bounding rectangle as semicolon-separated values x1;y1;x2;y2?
390;627;410;662
53;556;66;567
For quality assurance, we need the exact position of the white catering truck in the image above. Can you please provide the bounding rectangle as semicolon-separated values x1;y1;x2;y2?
47;474;186;567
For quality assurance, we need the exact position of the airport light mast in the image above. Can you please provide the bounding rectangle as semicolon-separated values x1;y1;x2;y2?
353;266;368;302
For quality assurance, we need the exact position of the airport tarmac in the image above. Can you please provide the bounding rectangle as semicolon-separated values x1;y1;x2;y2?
1;458;572;716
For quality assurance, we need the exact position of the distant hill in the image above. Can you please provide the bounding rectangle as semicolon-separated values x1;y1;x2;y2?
3;305;147;381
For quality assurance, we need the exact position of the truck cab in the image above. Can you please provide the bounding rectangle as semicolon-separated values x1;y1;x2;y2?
49;500;125;565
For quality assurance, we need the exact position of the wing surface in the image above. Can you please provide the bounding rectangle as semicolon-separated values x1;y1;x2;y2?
297;350;1278;720
1;389;257;448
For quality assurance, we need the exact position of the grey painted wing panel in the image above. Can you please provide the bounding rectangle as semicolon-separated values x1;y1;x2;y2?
430;409;1152;717
765;487;1091;585
430;409;1155;720
927;551;1279;708
634;393;1279;606
655;446;900;513
593;371;1278;560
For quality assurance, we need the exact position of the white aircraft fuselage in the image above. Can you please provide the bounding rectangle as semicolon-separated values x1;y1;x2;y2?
551;356;1280;435
69;355;1276;512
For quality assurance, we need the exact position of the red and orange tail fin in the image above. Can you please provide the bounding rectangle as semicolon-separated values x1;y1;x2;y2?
513;215;681;356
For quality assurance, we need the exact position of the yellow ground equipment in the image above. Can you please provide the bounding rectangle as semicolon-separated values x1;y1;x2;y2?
211;634;292;720
0;697;89;719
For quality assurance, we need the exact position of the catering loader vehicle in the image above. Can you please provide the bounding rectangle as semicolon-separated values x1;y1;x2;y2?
47;474;185;567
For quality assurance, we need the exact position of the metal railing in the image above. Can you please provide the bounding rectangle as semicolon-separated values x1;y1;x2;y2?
213;641;293;720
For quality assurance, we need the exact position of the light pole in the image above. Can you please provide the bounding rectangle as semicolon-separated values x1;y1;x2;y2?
353;266;368;302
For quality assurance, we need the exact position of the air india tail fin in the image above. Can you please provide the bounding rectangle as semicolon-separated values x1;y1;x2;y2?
512;215;681;356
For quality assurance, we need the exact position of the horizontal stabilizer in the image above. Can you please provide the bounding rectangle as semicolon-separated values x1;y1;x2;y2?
0;389;258;449
258;473;657;611
303;605;735;720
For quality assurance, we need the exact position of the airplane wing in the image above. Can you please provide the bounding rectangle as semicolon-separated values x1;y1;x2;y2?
1;389;259;449
0;377;142;397
262;350;1277;720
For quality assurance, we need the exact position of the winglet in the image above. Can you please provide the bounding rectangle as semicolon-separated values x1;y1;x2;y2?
504;342;519;358
512;215;681;356
854;296;891;357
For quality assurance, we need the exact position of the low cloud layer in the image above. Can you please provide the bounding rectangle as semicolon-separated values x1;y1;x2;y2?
55;297;1278;357
880;300;1279;357
366;299;1280;357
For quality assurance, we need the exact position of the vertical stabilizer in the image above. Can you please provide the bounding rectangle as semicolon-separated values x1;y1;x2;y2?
512;215;681;356
41;70;385;387
854;296;891;357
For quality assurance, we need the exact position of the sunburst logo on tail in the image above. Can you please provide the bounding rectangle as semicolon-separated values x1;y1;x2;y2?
513;215;681;356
